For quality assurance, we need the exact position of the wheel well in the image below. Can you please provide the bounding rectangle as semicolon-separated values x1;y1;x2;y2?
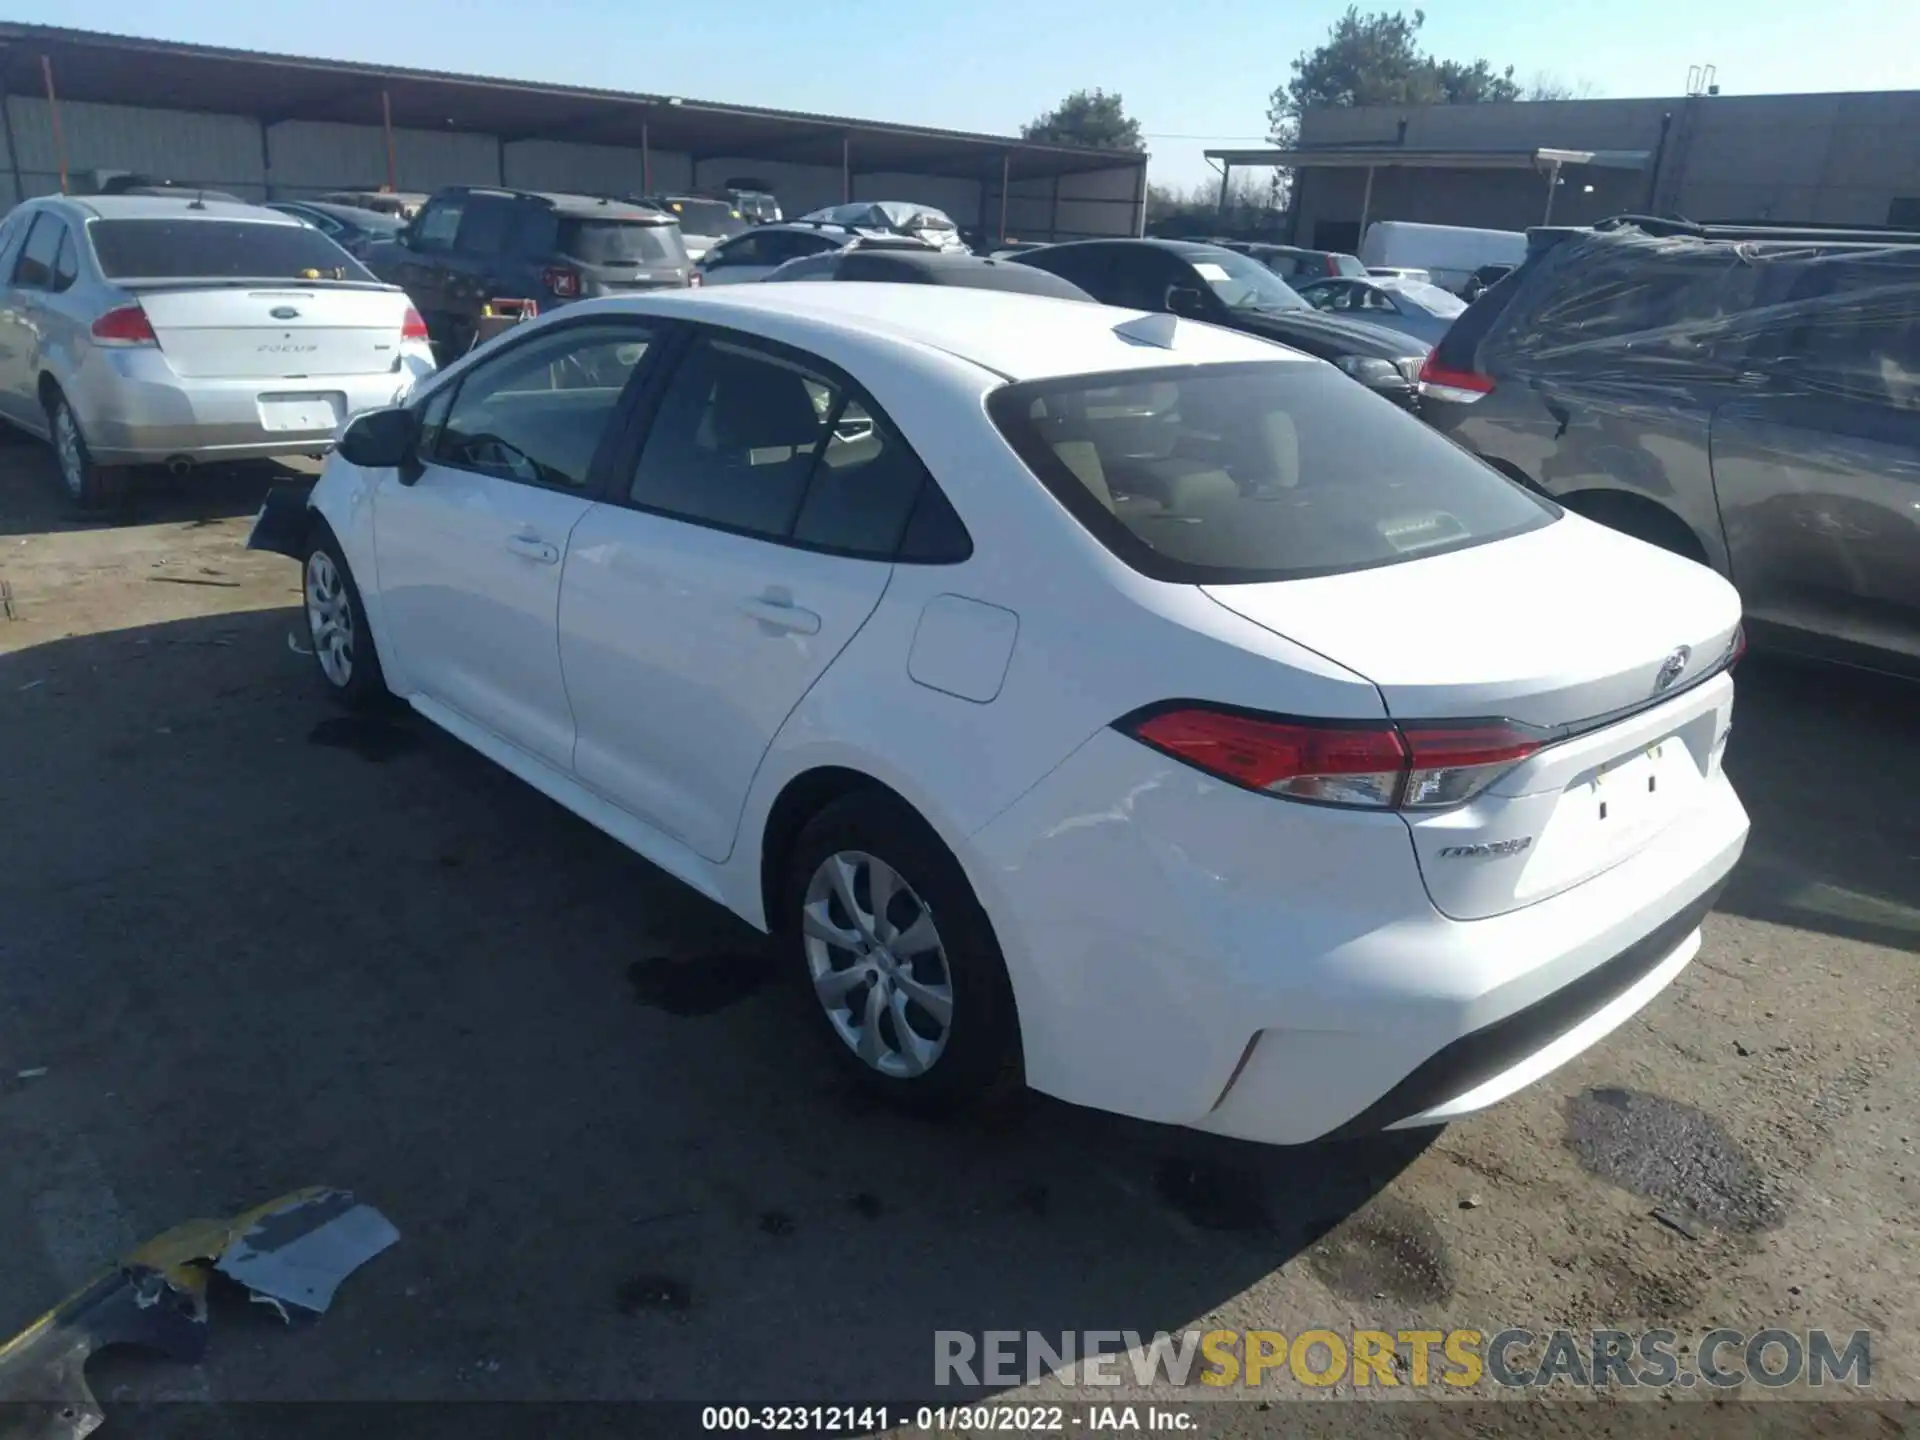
758;767;899;931
1560;488;1710;564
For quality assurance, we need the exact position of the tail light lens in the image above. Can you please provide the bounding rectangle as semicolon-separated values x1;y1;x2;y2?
1726;623;1747;670
1416;351;1495;403
400;306;429;341
543;266;581;298
1399;724;1544;808
90;304;158;346
1120;707;1543;811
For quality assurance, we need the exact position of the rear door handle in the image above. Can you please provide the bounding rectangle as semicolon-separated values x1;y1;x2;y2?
740;595;822;635
505;533;560;565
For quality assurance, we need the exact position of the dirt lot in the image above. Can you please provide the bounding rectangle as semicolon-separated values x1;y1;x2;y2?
1;437;1916;1427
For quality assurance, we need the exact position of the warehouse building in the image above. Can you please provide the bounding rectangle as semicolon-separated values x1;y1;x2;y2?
1209;88;1920;252
0;23;1147;242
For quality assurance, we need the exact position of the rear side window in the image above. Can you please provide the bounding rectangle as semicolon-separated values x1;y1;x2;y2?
453;196;514;256
629;335;838;537
989;360;1555;583
790;399;930;556
560;219;685;266
51;229;78;291
12;214;62;288
87;220;371;281
1483;237;1758;372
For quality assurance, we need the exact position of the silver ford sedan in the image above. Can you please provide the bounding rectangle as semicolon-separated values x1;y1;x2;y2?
0;193;436;508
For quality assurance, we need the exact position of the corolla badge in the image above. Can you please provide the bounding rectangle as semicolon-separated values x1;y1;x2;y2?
269;305;300;320
1654;645;1692;693
1438;837;1533;859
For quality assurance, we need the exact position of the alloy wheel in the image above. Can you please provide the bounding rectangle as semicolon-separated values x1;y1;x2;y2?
801;850;954;1078
305;550;355;688
52;404;85;499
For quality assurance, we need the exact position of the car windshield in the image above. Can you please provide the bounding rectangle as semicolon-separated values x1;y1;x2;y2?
1187;250;1308;312
560;219;687;265
988;360;1554;583
1383;280;1466;316
1330;253;1367;277
662;199;747;237
87;219;371;281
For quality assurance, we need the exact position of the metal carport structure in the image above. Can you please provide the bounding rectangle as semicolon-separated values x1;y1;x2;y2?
0;23;1148;241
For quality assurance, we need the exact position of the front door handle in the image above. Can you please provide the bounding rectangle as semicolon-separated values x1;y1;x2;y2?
505;533;560;565
740;594;821;636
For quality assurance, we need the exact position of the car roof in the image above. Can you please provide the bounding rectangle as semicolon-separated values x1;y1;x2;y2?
277;200;402;223
1049;237;1238;260
434;187;670;222
52;194;303;224
592;283;1310;383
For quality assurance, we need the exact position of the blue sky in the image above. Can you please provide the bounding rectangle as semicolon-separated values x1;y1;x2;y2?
29;0;1920;185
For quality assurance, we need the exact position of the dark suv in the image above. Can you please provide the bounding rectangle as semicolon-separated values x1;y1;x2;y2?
369;187;691;354
1012;240;1429;408
1420;216;1920;675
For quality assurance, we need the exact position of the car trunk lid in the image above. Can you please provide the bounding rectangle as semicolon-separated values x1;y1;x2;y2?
1203;515;1742;918
130;285;412;380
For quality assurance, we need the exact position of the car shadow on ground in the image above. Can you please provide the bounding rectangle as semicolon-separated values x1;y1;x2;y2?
1717;654;1920;953
2;608;1436;1406
0;431;310;537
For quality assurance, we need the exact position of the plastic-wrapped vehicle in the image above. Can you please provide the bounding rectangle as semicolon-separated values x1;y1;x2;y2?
1420;215;1920;676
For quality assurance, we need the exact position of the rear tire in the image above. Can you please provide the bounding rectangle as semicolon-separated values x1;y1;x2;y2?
301;528;391;711
781;792;1022;1114
45;389;129;512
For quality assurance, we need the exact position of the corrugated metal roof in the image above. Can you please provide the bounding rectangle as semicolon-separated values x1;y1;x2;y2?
0;23;1148;179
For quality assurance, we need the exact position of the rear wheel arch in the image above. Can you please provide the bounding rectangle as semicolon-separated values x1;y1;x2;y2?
759;767;899;933
1560;488;1710;564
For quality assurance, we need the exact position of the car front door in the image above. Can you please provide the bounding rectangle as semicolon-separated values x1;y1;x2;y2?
373;316;661;768
557;327;930;862
1710;253;1920;664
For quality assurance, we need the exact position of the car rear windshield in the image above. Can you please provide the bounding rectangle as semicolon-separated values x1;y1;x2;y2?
560;219;688;266
661;199;747;237
988;360;1556;583
87;219;372;281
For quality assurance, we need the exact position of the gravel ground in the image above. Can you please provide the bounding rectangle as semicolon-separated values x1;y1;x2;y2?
0;441;1914;1428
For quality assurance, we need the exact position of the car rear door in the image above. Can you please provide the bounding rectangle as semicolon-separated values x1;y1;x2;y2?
372;315;661;768
557;327;932;862
0;212;61;426
389;194;465;333
1709;251;1920;664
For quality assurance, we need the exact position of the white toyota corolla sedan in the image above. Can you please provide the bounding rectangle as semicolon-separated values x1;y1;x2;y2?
251;283;1749;1143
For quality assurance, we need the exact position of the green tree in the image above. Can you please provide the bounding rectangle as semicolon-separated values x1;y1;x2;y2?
1022;89;1145;151
1266;8;1519;141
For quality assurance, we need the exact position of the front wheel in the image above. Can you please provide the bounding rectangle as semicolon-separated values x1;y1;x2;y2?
783;793;1022;1112
302;531;390;710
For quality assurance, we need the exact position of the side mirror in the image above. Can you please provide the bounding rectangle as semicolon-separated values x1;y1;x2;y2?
337;406;421;476
1166;285;1209;319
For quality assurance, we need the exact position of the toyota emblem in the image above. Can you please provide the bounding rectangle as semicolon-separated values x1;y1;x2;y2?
1654;646;1691;693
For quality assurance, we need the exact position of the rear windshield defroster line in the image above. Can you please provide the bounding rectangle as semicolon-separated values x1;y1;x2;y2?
986;360;1558;585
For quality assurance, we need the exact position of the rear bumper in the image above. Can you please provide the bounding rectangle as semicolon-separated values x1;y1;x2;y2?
968;727;1749;1145
68;348;435;465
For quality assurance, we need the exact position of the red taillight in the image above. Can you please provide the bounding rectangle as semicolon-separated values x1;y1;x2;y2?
1727;624;1747;670
1121;707;1542;810
90;304;157;347
1126;709;1409;808
543;266;581;298
401;306;429;341
1417;352;1495;403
